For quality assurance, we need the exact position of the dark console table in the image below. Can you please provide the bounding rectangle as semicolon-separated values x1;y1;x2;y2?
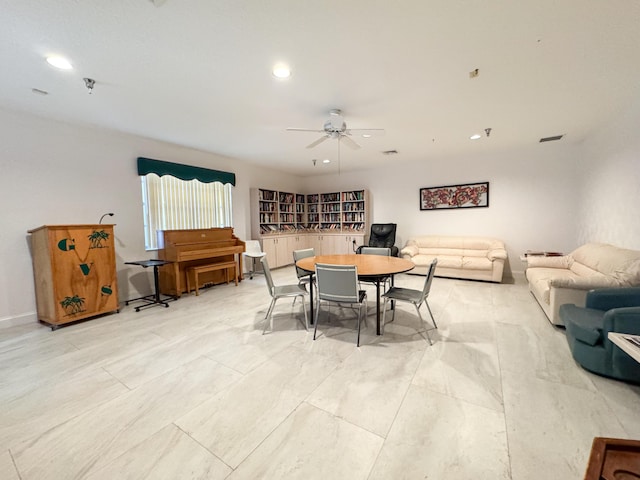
125;259;175;311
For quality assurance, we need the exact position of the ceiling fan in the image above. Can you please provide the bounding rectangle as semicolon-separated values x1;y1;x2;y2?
287;109;384;149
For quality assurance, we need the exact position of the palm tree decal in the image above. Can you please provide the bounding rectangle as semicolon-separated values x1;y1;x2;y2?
88;230;110;249
60;295;86;315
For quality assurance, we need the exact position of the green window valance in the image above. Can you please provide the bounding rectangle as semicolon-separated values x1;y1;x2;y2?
137;157;236;186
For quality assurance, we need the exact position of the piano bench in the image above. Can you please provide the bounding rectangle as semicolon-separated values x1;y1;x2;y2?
186;261;238;296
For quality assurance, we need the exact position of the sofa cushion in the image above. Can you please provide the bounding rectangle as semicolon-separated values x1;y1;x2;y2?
401;244;419;257
462;256;493;270
527;255;572;269
570;243;640;285
560;304;605;346
409;235;504;250
413;254;460;269
526;267;577;304
569;261;602;278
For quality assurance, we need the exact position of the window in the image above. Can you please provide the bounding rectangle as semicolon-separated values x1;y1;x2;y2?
141;173;233;250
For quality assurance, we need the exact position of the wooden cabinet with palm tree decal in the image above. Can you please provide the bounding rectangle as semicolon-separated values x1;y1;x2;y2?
28;225;119;329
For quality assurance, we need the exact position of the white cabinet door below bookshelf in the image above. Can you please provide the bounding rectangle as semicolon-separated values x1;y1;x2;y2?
262;237;278;267
288;235;310;255
275;237;293;267
262;235;300;268
330;234;364;254
307;235;322;256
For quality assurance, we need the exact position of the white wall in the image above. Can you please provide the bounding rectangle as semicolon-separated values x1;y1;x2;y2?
3;98;639;326
302;142;583;278
575;98;640;250
0;107;301;325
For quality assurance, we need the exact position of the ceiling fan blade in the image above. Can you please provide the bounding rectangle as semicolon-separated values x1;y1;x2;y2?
347;128;385;137
306;136;329;149
286;128;325;133
340;135;361;150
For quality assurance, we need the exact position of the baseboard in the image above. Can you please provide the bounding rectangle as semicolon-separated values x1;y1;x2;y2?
511;270;527;284
0;311;37;329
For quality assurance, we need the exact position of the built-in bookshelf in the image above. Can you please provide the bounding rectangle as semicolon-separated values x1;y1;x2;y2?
251;188;369;238
341;190;367;231
278;191;296;232
320;192;341;230
306;194;319;230
295;194;305;228
257;189;279;234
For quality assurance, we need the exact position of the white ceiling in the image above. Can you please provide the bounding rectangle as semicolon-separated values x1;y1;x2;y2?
2;0;639;176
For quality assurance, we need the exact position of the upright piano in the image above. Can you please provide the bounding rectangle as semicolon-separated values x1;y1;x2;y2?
157;227;245;297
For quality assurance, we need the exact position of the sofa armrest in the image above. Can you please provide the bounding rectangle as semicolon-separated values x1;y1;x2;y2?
603;306;640;334
488;248;507;261
549;276;618;290
401;245;419;257
526;255;572;269
586;287;640;310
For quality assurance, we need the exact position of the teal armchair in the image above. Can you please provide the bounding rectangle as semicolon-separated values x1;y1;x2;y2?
559;287;640;384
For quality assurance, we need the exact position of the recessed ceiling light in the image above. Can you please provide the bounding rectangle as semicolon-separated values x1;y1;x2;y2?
322;159;331;164
46;56;73;70
272;64;291;78
470;134;482;140
362;134;372;138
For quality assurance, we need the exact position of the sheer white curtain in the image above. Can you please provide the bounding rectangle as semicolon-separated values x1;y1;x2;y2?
141;173;233;250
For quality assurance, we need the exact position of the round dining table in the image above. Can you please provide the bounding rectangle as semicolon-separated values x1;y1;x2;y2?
295;254;415;335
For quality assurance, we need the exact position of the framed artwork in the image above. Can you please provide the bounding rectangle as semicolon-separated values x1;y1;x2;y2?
420;181;489;210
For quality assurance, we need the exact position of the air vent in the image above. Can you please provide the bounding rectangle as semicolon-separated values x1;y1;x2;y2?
382;150;398;155
539;135;564;143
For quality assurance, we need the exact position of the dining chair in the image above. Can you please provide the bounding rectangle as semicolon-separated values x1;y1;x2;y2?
260;257;309;334
381;258;438;344
242;240;266;279
314;263;368;346
292;247;316;300
357;246;392;292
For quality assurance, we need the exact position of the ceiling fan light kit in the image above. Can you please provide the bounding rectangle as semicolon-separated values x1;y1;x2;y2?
287;108;385;150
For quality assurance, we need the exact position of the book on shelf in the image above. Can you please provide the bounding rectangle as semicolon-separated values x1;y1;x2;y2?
259;190;276;201
321;193;340;202
342;191;364;201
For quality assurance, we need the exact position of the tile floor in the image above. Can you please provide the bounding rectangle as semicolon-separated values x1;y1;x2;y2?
1;267;639;479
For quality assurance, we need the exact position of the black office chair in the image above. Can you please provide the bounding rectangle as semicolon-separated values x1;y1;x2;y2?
356;223;399;257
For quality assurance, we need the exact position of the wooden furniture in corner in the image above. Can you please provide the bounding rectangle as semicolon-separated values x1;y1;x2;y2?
28;224;119;329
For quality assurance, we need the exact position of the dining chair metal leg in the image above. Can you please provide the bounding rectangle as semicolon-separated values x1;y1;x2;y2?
263;298;277;334
264;298;276;320
414;303;433;345
300;296;309;331
425;301;437;329
381;297;390;335
357;304;362;347
313;301;321;340
356;298;368;347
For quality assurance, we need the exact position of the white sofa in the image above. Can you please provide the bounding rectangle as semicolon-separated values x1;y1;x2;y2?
400;236;507;283
525;243;640;326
